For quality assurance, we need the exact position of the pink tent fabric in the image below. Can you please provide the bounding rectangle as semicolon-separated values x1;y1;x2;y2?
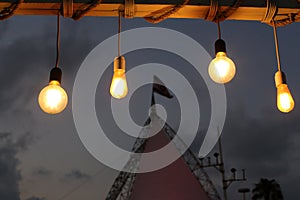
131;130;210;200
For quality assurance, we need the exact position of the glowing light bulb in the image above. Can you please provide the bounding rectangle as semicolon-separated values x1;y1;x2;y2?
38;68;68;114
208;52;236;84
277;84;294;113
110;69;128;99
110;56;128;99
38;80;68;114
208;39;236;84
274;71;295;113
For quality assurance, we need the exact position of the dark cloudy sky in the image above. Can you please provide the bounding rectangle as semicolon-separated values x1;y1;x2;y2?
0;15;300;200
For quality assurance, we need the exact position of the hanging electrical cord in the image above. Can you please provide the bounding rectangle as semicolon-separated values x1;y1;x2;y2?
38;12;68;115
0;0;23;20
272;20;281;72
144;0;190;24
217;18;221;39
72;0;102;20
118;11;121;57
109;11;128;99
55;12;61;68
272;19;295;113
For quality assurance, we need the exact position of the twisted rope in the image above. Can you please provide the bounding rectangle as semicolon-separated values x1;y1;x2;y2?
72;0;102;20
144;0;190;24
215;0;243;22
0;0;23;20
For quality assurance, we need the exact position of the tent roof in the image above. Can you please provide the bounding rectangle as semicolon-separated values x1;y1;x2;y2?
131;129;210;200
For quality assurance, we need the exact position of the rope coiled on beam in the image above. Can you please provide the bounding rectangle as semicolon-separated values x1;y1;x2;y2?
144;0;190;24
215;0;243;22
72;0;102;20
0;0;23;20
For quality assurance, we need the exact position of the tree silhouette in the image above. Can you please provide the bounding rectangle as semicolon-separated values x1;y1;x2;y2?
252;178;284;200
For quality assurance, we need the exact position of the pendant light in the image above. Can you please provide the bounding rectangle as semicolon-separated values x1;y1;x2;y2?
110;12;128;99
38;14;68;114
208;19;236;84
272;21;295;113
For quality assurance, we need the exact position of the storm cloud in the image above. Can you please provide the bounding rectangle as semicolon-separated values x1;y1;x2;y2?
0;133;21;200
32;167;52;177
63;169;91;181
25;196;46;200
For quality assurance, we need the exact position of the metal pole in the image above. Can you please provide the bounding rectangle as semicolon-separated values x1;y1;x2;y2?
238;188;250;200
218;134;227;200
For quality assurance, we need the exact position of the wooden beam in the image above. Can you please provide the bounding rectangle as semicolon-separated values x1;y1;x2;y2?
0;2;300;24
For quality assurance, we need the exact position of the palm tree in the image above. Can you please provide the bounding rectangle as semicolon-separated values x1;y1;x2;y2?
252;178;284;200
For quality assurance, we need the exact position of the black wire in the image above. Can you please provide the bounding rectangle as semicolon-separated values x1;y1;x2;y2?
55;151;129;200
118;11;121;57
217;18;221;39
55;12;60;68
272;20;281;72
56;167;109;200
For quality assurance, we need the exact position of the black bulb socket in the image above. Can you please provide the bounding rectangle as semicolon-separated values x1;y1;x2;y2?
49;67;62;84
215;39;227;55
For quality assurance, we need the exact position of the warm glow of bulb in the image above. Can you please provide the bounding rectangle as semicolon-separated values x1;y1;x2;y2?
277;84;294;113
110;69;128;99
38;80;68;114
208;52;236;84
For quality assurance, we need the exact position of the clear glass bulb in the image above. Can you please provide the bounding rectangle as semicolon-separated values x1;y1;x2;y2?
110;69;128;99
38;80;68;114
208;52;236;84
277;84;295;113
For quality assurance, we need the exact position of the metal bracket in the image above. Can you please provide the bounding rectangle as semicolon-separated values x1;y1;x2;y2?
63;0;73;18
124;0;135;18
